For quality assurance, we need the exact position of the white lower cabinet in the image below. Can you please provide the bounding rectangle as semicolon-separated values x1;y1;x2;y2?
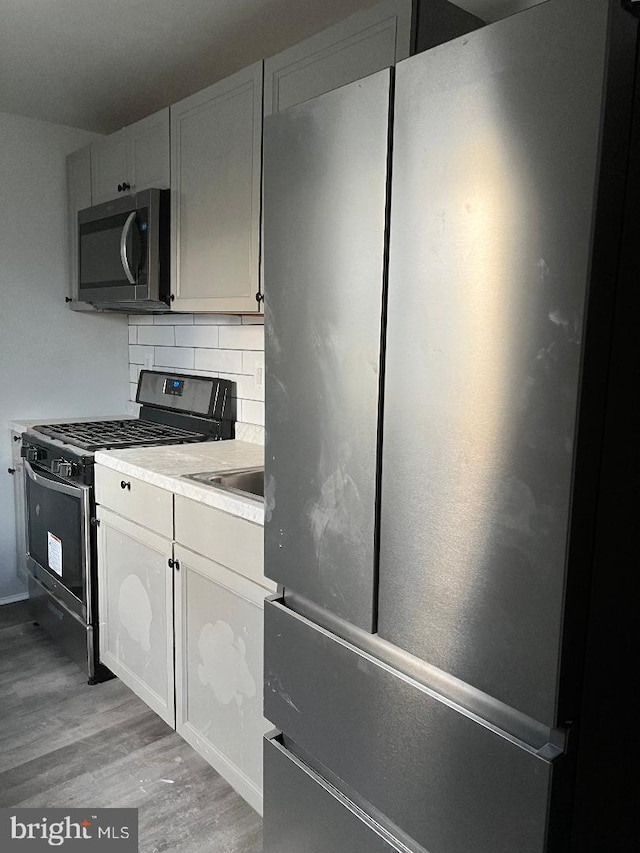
11;430;27;581
174;544;269;814
97;506;175;727
95;466;269;813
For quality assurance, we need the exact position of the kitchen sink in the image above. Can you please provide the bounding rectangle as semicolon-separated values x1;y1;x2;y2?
183;466;264;501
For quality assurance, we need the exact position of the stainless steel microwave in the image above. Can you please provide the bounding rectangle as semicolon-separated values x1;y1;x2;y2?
77;188;170;311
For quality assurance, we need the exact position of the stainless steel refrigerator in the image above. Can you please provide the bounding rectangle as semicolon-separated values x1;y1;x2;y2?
262;1;640;850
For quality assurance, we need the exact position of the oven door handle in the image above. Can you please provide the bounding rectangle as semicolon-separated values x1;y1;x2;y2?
24;460;86;498
120;210;137;285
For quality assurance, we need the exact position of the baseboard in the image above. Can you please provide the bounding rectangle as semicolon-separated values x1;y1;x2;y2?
0;593;29;606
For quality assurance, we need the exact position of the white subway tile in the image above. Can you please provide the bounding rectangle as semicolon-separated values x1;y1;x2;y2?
242;400;265;426
175;325;219;348
128;314;153;325
129;364;141;382
128;326;137;344
185;368;219;379
129;382;138;401
154;314;193;325
219;372;264;402
193;314;241;325
154;347;195;369
195;348;242;374
219;325;264;351
234;399;243;422
138;325;175;346
242;350;264;376
129;344;154;364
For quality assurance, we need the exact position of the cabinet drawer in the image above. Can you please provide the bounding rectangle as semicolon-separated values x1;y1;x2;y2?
264;734;405;853
175;495;273;590
95;465;172;536
265;598;566;853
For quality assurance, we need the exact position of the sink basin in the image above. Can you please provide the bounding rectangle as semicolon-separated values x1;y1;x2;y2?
183;466;264;501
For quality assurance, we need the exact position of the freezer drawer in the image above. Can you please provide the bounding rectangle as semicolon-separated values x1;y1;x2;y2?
264;734;406;853
265;598;568;853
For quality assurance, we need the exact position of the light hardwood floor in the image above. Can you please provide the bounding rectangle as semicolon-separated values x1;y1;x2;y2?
0;601;263;853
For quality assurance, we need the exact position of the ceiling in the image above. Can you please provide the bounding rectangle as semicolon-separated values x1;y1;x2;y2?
0;0;543;135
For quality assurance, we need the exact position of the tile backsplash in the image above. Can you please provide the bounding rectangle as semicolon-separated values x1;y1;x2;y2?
128;314;265;427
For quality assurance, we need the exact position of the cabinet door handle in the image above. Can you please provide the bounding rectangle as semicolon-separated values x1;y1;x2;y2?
7;468;15;475
168;558;180;571
120;480;131;490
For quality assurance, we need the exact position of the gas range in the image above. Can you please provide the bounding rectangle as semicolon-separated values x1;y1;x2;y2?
21;370;236;683
23;370;236;483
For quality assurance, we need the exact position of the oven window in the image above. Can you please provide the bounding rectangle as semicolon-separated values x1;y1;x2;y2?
26;473;85;602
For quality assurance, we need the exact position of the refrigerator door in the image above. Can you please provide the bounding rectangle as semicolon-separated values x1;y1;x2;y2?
379;0;610;725
263;70;392;632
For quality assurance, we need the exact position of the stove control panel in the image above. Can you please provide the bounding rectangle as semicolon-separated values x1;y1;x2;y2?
163;377;185;397
137;370;234;422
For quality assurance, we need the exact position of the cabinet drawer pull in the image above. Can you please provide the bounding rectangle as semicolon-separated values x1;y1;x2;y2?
168;558;180;571
120;480;131;490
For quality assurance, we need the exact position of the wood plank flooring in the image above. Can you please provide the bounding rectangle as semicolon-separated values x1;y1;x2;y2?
0;603;263;853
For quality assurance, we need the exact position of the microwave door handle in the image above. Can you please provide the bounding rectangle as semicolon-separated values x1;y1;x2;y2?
120;211;137;284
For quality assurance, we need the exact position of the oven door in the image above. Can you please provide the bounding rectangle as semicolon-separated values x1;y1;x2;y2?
24;461;92;622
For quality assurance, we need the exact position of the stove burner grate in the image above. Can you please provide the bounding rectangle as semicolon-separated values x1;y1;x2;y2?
35;419;207;451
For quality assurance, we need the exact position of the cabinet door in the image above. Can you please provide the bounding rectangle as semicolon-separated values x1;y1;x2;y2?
174;544;269;814
97;507;175;727
91;129;127;204
264;0;411;116
11;431;27;581
170;62;263;314
127;107;170;193
66;146;95;311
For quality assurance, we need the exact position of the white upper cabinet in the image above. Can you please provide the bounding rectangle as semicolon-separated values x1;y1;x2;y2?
91;107;170;205
91;129;127;204
127;109;171;194
170;62;263;314
264;0;412;116
66;145;94;310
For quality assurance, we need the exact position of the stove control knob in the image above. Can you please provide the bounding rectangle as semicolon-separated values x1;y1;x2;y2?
51;458;75;477
22;446;44;462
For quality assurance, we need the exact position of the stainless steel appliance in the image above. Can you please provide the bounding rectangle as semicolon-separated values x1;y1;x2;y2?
77;188;169;311
262;1;638;850
21;371;236;684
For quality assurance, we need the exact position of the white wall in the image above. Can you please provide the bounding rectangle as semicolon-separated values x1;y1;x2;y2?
0;112;130;601
129;314;265;427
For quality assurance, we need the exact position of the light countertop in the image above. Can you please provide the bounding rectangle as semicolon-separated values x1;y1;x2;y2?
95;440;265;525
